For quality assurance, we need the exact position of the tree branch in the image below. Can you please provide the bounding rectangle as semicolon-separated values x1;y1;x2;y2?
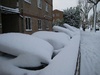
88;0;100;5
87;4;94;13
88;0;95;4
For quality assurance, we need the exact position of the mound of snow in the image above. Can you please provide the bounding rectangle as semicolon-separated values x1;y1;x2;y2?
9;54;43;67
39;33;80;75
32;31;70;50
0;33;53;65
63;23;76;32
53;26;75;38
0;59;40;75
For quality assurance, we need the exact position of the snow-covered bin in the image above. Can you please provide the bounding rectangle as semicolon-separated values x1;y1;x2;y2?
39;31;80;75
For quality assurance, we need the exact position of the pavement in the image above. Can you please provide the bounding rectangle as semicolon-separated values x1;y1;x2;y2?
80;31;100;75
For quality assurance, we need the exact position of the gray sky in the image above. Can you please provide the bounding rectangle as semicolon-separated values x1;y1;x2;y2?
53;0;100;18
53;0;78;11
89;2;100;17
53;0;100;11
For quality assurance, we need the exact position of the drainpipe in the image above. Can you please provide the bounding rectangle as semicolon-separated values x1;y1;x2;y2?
19;0;24;33
0;0;2;33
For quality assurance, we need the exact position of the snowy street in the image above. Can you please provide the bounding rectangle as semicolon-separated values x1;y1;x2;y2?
80;31;100;75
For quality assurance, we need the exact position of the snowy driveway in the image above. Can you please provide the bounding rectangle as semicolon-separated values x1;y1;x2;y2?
80;31;100;75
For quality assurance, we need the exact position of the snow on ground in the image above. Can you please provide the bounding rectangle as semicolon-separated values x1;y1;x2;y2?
1;24;100;75
80;31;100;75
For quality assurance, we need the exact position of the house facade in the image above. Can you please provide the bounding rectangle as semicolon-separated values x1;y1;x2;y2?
0;0;53;34
53;9;63;25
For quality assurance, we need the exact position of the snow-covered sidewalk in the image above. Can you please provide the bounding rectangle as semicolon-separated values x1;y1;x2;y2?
80;31;100;75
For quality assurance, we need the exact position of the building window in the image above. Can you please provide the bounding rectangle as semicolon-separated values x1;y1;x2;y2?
46;21;49;30
17;2;19;7
38;19;42;30
25;16;32;31
56;14;59;17
24;0;31;4
53;14;55;17
45;3;48;12
37;0;42;9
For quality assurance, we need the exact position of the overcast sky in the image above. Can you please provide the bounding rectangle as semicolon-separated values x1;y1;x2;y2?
53;0;78;11
53;0;100;17
53;0;100;11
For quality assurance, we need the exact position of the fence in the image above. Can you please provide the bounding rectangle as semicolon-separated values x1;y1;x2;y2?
39;31;81;75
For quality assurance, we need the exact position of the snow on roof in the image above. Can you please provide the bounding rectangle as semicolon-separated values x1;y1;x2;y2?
0;5;19;14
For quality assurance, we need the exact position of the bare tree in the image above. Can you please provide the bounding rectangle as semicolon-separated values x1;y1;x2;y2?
78;0;93;31
88;0;100;32
97;11;100;28
97;11;100;21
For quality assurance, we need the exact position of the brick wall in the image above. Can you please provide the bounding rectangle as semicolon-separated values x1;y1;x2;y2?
0;0;53;34
1;0;18;8
0;13;2;33
53;9;63;23
22;0;53;34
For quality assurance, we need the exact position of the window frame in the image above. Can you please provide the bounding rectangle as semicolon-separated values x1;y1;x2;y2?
24;0;31;4
25;16;32;31
45;20;49;30
45;2;49;12
38;19;42;30
37;0;42;9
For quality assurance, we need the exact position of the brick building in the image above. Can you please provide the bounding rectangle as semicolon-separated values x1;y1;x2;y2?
0;0;53;34
53;9;63;25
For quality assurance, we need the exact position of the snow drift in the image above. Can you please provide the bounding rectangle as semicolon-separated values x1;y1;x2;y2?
63;23;78;32
0;24;80;75
53;26;75;38
39;32;80;75
32;31;70;50
0;33;53;65
0;59;40;75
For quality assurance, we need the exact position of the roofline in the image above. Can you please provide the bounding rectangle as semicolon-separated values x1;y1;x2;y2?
53;9;63;12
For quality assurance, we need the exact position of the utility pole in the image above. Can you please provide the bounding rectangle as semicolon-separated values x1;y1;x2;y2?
92;4;97;32
88;0;100;32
